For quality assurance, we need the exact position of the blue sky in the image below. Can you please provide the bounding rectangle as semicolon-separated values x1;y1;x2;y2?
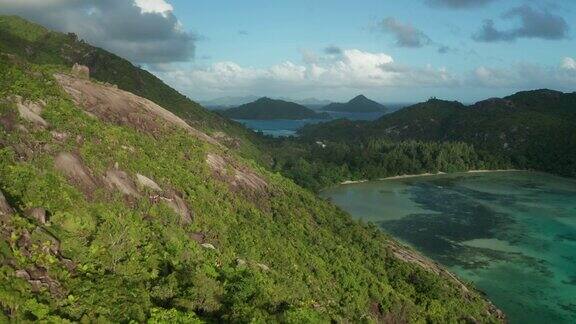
2;0;576;103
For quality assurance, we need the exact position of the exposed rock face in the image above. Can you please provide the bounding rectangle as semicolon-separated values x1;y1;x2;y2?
71;63;90;79
54;153;98;196
256;263;270;272
0;190;13;219
103;169;141;198
161;193;192;224
201;243;216;250
54;73;218;145
136;174;162;192
206;153;268;195
14;96;48;128
26;207;47;224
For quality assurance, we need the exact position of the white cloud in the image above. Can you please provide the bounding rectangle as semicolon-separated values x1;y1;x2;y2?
470;59;576;89
153;48;457;99
561;57;576;71
0;0;194;63
134;0;173;15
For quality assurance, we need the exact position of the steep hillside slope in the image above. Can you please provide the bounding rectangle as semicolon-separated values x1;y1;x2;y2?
300;92;576;177
0;37;502;324
222;97;330;120
0;15;263;160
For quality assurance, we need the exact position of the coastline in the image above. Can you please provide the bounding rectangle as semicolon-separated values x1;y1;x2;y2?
339;169;525;185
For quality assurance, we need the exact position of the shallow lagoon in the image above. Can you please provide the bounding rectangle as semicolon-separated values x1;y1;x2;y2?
321;171;576;323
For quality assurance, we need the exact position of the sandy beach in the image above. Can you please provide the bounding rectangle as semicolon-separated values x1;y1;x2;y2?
340;169;525;185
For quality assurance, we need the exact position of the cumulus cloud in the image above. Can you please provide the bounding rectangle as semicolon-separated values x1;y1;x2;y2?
379;17;432;48
469;59;576;89
473;5;569;42
133;0;173;15
425;0;496;9
0;0;195;63
561;57;576;71
153;48;457;98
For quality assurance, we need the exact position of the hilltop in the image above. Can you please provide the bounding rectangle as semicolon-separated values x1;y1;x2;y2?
322;95;387;113
0;16;503;322
222;97;330;120
0;15;264;161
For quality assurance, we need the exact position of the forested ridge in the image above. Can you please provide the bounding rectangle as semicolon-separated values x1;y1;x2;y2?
280;92;576;190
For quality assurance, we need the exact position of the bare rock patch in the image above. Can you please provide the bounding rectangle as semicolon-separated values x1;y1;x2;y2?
14;96;48;128
206;153;268;195
54;152;98;196
103;169;141;198
161;192;192;225
71;63;90;79
0;190;13;219
25;207;47;224
54;73;218;145
136;174;162;192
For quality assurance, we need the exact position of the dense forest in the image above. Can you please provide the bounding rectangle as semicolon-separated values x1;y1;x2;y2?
297;94;576;180
267;138;510;192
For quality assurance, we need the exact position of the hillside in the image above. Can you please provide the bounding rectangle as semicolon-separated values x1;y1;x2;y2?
322;95;387;113
0;16;503;322
0;15;264;161
300;91;576;178
222;97;330;120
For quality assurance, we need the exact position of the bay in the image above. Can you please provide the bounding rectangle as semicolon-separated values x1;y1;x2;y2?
321;171;576;324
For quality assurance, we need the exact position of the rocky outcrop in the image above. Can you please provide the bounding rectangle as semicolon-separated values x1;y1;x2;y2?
0;190;13;219
25;207;47;224
14;96;48;128
136;174;162;192
389;240;506;321
161;193;192;224
54;73;218;145
54;152;98;196
103;169;141;198
206;153;268;198
71;63;90;79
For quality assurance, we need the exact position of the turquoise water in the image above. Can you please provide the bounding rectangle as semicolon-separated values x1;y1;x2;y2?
321;171;576;323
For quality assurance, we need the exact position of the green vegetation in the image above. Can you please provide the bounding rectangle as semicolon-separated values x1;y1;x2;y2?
221;97;330;120
0;16;503;323
322;95;387;113
299;94;576;179
269;138;510;192
0;15;265;163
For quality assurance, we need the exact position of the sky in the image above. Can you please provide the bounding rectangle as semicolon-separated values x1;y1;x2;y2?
1;0;576;103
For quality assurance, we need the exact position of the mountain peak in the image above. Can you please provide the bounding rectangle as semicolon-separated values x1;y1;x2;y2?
223;97;329;120
322;95;387;113
351;94;369;101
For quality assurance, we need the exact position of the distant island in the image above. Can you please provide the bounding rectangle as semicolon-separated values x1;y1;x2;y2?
221;97;330;120
322;95;387;113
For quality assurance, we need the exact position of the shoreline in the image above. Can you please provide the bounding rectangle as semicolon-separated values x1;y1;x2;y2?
339;169;525;185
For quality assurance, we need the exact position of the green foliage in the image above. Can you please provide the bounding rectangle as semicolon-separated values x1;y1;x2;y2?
298;94;576;179
267;138;509;192
0;14;266;164
0;18;502;323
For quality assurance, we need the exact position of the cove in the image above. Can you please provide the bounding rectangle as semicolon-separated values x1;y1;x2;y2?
321;171;576;324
